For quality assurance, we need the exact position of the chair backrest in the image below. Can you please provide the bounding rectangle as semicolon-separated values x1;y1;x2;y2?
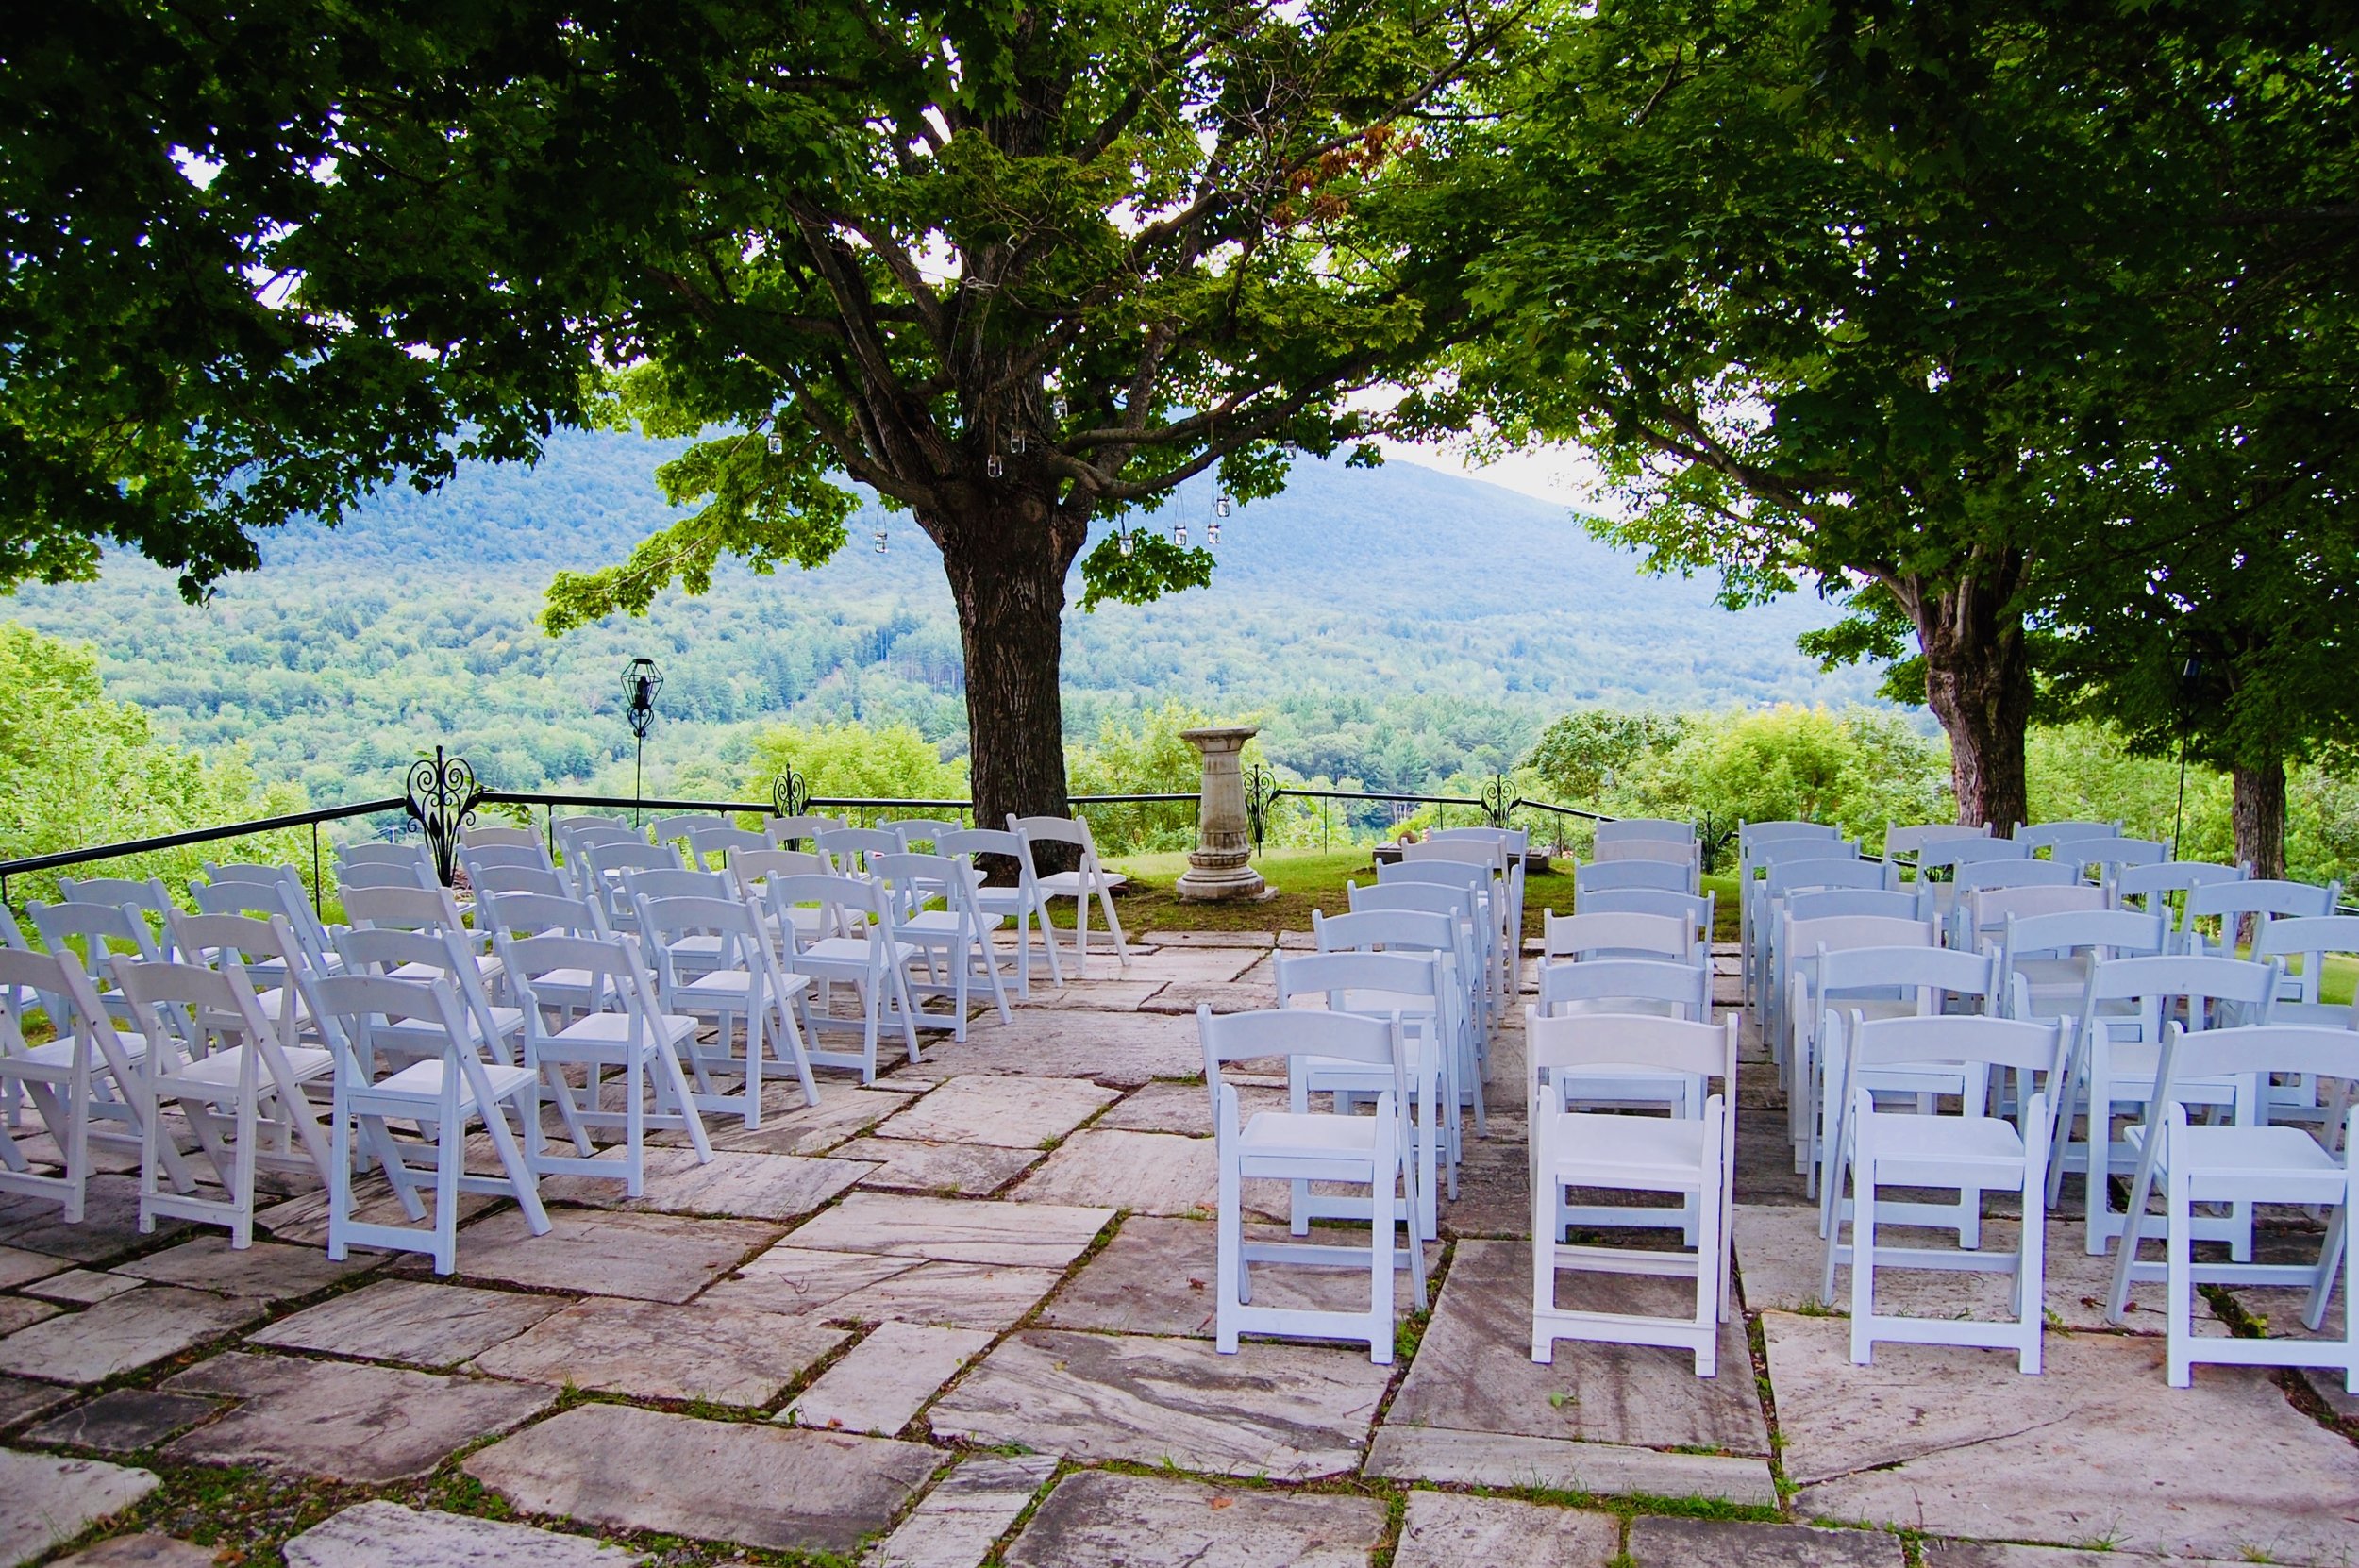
1753;835;1861;869
461;825;542;849
336;859;433;891
558;822;645;859
1347;879;1478;927
618;866;735;905
188;876;333;966
633;892;771;980
875;852;991;928
1958;883;2106;941
1765;857;1891;899
1592;837;1701;871
1526;1009;1737;1093
1576;887;1715;940
2050;836;2167;873
1954;859;2084;894
475;888;611;941
496;931;657;1026
164;909;303;975
1010;814;1100;855
201;860;303;891
337;842;434;874
1380;858;1493;895
2015;819;2123;851
764;814;846;849
1534;956;1708;1019
2083;953;2280;1031
1274;949;1442;1011
1402;839;1506;871
115;956;273;1056
29;900;162;980
728;849;834;900
1815;942;1999;1014
2003;908;2168;965
341;883;470;936
327;925;507;1049
2115;859;2247;905
467;863;577;901
1312;908;1461;959
1844;1011;2066;1081
686;826;770;869
1786;913;1935;960
1598;817;1696;844
57;876;174;918
0;947;122;1057
307;971;488;1090
555;813;631;842
761;872;894;946
2186;877;2342;927
1198;1006;1403;1126
1428;826;1530;853
1543;909;1692;963
583;842;684;918
461;843;558;876
2252;915;2359;1006
888;818;966;852
1914;836;2031;873
2147;1023;2359;1115
816;826;910;874
650;813;730;848
1884;822;1991;859
1575;858;1692;894
1784;888;1918;925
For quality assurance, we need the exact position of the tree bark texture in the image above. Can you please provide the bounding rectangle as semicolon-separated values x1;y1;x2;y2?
933;496;1088;841
2232;759;2286;880
1902;570;2034;830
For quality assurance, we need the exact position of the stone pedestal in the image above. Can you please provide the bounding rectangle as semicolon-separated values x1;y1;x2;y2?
1176;726;1272;903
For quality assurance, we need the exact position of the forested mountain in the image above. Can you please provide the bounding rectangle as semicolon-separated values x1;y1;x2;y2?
10;428;1871;800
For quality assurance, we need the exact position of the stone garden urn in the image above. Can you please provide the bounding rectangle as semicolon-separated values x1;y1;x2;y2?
1176;726;1272;902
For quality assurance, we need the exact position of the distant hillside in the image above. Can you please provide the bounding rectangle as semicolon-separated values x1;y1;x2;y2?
10;427;1876;800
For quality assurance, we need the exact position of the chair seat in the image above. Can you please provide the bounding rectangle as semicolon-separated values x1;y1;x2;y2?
545;1010;698;1055
391;954;503;985
1237;1109;1384;1161
899;910;1007;937
2015;957;2088;992
1553;998;1682;1019
2127;1121;2344;1178
2271;1001;2358;1031
800;937;924;965
371;1059;539;1104
1036;871;1128;894
1857;1111;2025;1168
1538;1111;1708;1180
170;1044;335;1094
13;1035;149;1072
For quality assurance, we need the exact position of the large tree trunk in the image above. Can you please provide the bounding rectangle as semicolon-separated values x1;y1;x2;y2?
1905;573;2034;830
2231;759;2286;880
933;495;1087;838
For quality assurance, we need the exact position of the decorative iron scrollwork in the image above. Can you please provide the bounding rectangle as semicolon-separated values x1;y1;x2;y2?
1482;771;1514;829
404;748;484;887
1245;762;1279;856
771;766;810;819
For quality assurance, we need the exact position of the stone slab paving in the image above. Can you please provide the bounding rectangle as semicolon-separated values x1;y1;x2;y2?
0;1376;73;1430
0;1449;158;1568
1002;1469;1388;1568
0;1177;182;1263
1037;1214;1437;1337
889;1011;1203;1086
1765;1311;2359;1562
1018;979;1168;1011
1364;1426;1781;1507
712;1246;1063;1332
1383;1238;1768;1454
255;1184;497;1250
1390;1491;1620;1568
785;1320;990;1434
1735;1204;2160;1334
162;1351;554;1483
1009;1127;1238;1215
1138;982;1269;1015
474;1296;848;1405
111;1235;378;1301
0;1285;262;1384
463;1404;941;1554
1090;1079;1288;1136
835;1136;1044;1195
929;1327;1392;1479
282;1500;643;1567
661;1085;910;1155
250;1277;568;1366
534;1148;871;1220
864;1452;1058;1568
431;1208;780;1303
51;1534;213;1567
1922;1548;2252;1568
24;1390;226;1453
873;1074;1119;1147
785;1192;1113;1267
0;1300;59;1339
25;1269;143;1305
1629;1517;1903;1567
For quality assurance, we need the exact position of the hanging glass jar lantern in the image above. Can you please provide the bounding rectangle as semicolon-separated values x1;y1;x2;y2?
767;432;783;456
1207;520;1221;546
874;528;889;555
1118;529;1133;558
1174;522;1189;547
1215;492;1231;517
1010;430;1027;455
986;453;1004;478
1052;395;1068;421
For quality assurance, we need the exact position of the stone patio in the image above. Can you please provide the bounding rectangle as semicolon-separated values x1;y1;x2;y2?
0;932;2351;1566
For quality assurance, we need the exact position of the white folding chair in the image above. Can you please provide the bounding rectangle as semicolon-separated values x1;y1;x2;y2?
1795;940;1982;1195
1951;881;2107;954
1012;815;1131;976
634;891;817;1125
763;873;923;1083
650;813;731;853
189;875;340;986
462;843;569;898
2052;953;2281;1256
1528;1010;1736;1376
1577;888;1715;955
58;876;176;929
2106;1023;2359;1391
29;900;164;1025
0;948;192;1219
2050;836;2167;878
816;826;910;876
342;882;499;981
1998;908;2167;1024
581;840;684;930
336;842;437;886
1384;858;1503;1034
474;889;616;1026
1754;852;1886;1026
1200;1006;1424;1362
1884;823;1992;883
1739;824;1843;1001
941;827;1059;994
1908;836;2033;928
118;955;335;1248
1543;909;1696;966
494;929;712;1196
1314;907;1484;1138
876;851;1012;1041
1404;839;1515;1015
2186;878;2345;962
686;825;770;872
2015;820;2123;852
1277;949;1453;1229
303;971;550;1275
1770;911;1932;1070
1820;1012;2066;1373
330;924;525;1073
888;818;966;852
2113;860;2248;953
1575;857;1692;896
2254;916;2359;1031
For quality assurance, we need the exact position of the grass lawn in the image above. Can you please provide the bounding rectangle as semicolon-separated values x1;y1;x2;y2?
1101;848;1742;943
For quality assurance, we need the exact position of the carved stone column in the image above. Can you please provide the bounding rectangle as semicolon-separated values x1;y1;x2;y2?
1176;726;1271;902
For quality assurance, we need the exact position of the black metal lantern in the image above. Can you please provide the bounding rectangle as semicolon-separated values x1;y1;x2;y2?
622;657;662;823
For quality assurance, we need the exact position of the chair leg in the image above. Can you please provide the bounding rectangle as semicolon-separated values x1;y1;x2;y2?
1370;1157;1396;1366
326;1090;354;1262
1849;1150;1877;1365
2167;1161;2196;1388
433;1105;463;1276
1215;1154;1242;1354
2018;1166;2046;1375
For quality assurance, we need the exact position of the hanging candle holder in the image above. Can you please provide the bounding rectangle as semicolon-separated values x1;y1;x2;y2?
1010;430;1027;455
986;453;1004;478
873;528;890;555
1052;395;1068;421
1174;522;1189;547
1118;528;1134;558
1207;520;1222;546
767;432;784;456
1215;492;1231;517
